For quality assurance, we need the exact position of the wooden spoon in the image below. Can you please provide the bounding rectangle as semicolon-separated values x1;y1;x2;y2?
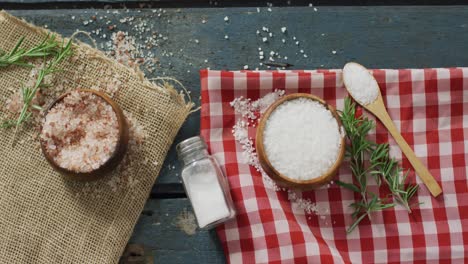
342;62;442;197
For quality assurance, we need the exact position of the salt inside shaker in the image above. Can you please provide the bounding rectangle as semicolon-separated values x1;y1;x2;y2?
177;136;236;229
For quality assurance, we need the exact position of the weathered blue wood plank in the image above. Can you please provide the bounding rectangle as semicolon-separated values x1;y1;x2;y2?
129;198;225;264
2;0;467;4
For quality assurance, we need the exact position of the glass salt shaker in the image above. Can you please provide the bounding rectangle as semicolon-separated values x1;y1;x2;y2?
177;136;236;229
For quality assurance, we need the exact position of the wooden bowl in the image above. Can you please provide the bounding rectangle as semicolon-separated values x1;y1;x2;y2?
40;89;129;181
256;93;345;190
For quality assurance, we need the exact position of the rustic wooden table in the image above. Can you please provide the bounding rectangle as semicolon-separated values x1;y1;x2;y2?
3;1;468;263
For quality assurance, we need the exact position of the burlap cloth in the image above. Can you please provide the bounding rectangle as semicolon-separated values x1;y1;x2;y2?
0;11;193;263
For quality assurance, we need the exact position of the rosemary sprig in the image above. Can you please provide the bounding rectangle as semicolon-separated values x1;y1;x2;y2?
336;97;418;233
0;34;60;68
1;37;73;133
336;97;394;233
370;143;419;212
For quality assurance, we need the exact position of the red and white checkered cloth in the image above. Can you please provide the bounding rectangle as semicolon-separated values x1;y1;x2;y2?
199;69;468;263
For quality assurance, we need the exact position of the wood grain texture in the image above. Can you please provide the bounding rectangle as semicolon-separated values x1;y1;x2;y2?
7;6;468;189
129;199;225;264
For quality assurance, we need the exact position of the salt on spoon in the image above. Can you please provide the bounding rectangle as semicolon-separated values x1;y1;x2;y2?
342;62;442;197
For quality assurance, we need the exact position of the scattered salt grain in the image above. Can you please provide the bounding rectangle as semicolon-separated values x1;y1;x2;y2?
288;190;320;215
229;91;329;220
230;90;285;191
263;98;342;180
342;62;379;105
175;209;198;235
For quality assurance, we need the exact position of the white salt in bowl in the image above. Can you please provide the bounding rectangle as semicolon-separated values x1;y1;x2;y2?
256;93;345;190
40;89;129;181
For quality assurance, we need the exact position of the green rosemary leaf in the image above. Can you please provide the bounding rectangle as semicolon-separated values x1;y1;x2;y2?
9;36;25;56
347;213;368;234
10;61;35;68
0;34;60;69
1;36;74;137
401;169;410;184
377;203;395;210
406;185;419;200
31;104;43;111
1;120;16;129
335;180;360;193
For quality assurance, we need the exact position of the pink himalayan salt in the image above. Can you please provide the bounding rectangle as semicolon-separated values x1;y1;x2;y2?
41;91;119;173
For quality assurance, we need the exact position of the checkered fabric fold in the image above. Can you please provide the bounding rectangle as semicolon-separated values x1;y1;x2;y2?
200;69;468;263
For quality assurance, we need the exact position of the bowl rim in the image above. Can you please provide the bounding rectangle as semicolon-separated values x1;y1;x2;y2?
40;89;129;181
256;93;346;189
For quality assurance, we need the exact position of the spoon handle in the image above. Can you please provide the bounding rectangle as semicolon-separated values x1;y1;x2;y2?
377;110;443;197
